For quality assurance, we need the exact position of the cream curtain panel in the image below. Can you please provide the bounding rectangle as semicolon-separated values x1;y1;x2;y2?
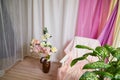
0;0;79;76
113;0;120;47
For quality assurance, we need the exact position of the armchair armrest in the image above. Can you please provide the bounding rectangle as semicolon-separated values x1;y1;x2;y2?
60;55;69;66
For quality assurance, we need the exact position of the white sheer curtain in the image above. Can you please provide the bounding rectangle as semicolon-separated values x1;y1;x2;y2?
0;0;79;76
44;0;79;61
0;0;30;76
30;0;79;61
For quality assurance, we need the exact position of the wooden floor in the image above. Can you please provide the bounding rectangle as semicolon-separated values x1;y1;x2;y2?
0;57;60;80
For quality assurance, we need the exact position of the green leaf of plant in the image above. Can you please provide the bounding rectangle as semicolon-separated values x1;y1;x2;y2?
106;67;116;75
83;52;97;57
115;72;120;79
93;71;113;79
46;55;50;60
95;46;109;60
71;53;97;67
79;71;99;80
76;45;94;51
71;56;86;67
83;61;111;69
43;27;48;34
104;44;115;53
112;48;120;60
104;45;120;60
117;60;120;65
109;61;118;67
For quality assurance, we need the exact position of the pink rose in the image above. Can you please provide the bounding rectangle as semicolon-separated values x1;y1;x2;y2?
42;47;50;55
33;47;39;53
33;40;40;45
33;45;41;53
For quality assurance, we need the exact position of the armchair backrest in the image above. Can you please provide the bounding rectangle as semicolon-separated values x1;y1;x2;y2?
64;36;101;59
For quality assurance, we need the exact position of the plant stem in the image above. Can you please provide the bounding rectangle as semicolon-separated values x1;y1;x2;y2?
99;69;104;80
99;76;104;80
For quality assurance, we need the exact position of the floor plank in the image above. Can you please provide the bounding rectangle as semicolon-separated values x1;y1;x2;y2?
0;57;60;80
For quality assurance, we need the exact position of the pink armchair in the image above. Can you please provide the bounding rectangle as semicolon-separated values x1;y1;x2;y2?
57;36;100;80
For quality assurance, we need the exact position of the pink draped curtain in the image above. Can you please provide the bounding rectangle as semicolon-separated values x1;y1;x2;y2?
76;0;100;38
76;0;118;45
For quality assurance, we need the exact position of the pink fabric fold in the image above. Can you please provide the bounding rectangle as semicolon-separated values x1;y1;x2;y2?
76;0;101;38
98;0;111;36
98;0;119;45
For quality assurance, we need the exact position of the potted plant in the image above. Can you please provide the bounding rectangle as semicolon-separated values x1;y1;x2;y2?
71;44;120;80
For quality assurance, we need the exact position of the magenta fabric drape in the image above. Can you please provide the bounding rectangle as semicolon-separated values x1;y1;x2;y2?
75;0;101;38
98;0;119;45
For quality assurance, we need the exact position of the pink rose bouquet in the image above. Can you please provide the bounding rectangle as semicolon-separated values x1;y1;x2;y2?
30;27;57;60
